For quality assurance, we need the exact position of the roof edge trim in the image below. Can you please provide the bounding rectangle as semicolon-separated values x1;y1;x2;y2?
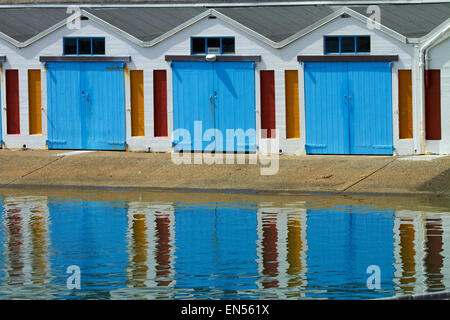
418;17;450;44
0;1;448;9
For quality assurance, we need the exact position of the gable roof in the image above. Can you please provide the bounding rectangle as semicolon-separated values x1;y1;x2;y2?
0;3;449;49
0;8;68;42
351;3;450;38
214;6;337;42
84;7;207;42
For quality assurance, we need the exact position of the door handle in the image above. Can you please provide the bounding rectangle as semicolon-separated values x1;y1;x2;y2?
82;91;90;109
87;93;90;110
209;94;214;116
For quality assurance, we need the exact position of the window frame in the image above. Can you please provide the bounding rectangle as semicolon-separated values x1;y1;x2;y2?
63;37;78;55
190;36;235;55
356;35;371;53
91;37;106;55
63;37;106;56
324;35;371;55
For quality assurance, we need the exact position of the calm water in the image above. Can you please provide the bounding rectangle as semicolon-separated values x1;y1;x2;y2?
0;190;449;300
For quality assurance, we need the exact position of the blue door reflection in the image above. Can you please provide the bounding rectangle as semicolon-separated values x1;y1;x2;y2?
48;199;129;298
1;196;445;299
174;204;259;299
306;207;395;299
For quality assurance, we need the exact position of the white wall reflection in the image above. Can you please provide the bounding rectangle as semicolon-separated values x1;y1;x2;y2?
0;196;53;299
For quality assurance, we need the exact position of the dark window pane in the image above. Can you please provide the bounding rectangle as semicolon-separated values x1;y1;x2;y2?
341;37;355;53
207;37;221;54
325;37;339;54
357;36;370;53
192;37;206;54
78;38;91;55
64;38;77;55
92;38;105;55
221;38;235;54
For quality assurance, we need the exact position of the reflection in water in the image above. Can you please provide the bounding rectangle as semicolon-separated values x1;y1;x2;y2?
0;197;52;298
128;211;148;288
261;212;279;290
155;211;173;288
29;205;49;285
425;218;445;292
399;218;416;294
126;204;175;299
0;194;449;299
174;205;258;299
286;213;304;291
6;202;24;286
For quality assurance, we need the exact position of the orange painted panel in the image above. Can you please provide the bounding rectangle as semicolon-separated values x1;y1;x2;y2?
130;70;145;137
285;70;300;139
28;70;42;135
398;70;413;139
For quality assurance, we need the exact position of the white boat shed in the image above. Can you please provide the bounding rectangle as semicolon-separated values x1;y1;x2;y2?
0;1;449;155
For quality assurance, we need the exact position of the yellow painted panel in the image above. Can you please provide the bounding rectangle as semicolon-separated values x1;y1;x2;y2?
287;216;303;289
28;70;42;135
398;70;413;139
130;70;145;137
285;70;300;139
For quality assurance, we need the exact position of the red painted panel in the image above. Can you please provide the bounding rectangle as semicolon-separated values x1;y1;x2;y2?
6;70;20;134
425;70;441;140
260;70;276;138
154;70;168;137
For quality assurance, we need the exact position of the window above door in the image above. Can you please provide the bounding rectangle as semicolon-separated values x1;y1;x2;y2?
63;37;105;55
324;36;371;54
191;37;235;55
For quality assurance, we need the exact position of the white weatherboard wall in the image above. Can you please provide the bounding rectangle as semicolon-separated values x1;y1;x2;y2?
0;14;417;154
427;36;450;155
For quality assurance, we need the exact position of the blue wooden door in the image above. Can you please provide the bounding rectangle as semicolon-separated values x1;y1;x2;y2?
172;62;215;152
47;62;126;150
304;62;350;154
47;62;83;149
348;63;393;155
172;62;256;152
214;62;256;152
81;63;126;150
304;62;393;155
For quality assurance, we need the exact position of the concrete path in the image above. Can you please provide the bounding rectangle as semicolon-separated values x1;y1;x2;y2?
0;149;449;196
